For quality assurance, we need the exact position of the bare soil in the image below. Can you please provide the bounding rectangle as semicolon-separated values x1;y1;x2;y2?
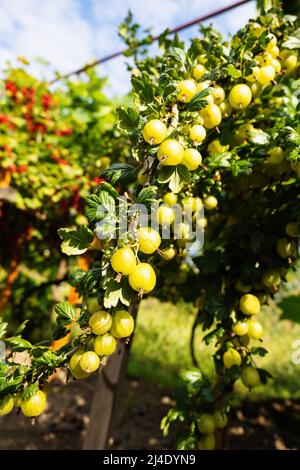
0;374;299;450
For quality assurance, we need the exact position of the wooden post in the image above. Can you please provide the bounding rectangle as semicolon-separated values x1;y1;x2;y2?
83;302;138;450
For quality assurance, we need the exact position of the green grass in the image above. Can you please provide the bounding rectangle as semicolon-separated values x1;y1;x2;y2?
128;281;300;400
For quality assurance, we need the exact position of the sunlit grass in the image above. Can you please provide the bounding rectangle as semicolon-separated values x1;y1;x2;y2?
129;276;300;400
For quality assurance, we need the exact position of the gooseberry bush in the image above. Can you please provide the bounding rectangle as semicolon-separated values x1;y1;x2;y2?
1;2;300;450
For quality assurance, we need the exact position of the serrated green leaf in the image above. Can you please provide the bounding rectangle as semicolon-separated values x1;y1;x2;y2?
102;163;137;186
58;225;94;256
103;278;132;308
282;35;300;49
136;186;157;206
5;337;32;352
227;64;242;78
187;88;210;112
249;129;270;145
116;106;140;134
54;302;76;326
21;383;39;401
168;165;190;193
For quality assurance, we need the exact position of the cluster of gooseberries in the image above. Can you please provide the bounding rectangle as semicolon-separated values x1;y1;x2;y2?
69;305;134;380
0;390;47;418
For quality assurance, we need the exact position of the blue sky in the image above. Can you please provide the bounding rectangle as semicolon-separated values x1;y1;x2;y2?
0;0;256;96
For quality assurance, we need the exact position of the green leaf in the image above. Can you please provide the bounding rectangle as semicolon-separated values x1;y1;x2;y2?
79;262;103;294
96;182;119;199
226;64;242;78
169;165;190;193
281;35;300;50
58;225;94;256
103;278;132;308
21;383;39;401
250;346;268;357
136;186;157;206
116;106;140;134
102;163;137;186
161;408;185;437
157;166;174;184
0;321;8;340
54;302;76;326
207;152;231;169
187;88;210;112
94;218;116;241
5;337;32;352
249;129;270;145
131;74;156;104
279;295;300;323
13;320;29;336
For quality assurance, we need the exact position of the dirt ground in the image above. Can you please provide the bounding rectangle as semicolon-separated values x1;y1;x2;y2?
0;374;299;450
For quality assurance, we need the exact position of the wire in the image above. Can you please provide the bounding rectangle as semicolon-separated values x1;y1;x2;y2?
50;0;253;84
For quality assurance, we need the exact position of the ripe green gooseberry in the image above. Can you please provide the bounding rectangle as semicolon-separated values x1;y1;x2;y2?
21;390;47;417
128;263;156;294
87;297;100;314
69;349;91;379
110;310;135;338
189;124;206;143
94;333;117;356
213;410;228;429
160;246;176;260
207;139;228;156
257;65;276;85
229;84;252;109
79;351;100;373
241;366;260;388
265;34;277;50
223;348;242;368
192;64;206;80
261;269;281;287
177;79;197;102
183;196;203;212
247;320;264;340
238;335;250;347
142;119;168;145
245;66;260;82
137;227;161;254
156;205;175;225
276;238;295;258
197;413;216;434
268;45;280;57
111;246;136;275
211;86;225;104
219;101;233;117
201;104;222;129
197;434;215;450
175;222;191;240
197;216;208;229
267;147;284;165
239;294;260;315
89;311;112;335
204;195;218;210
137;169;150;185
163;192;177;206
233;321;249;336
284;54;298;75
157;139;184;166
0;395;14;416
285;222;300;238
181;148;202;171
